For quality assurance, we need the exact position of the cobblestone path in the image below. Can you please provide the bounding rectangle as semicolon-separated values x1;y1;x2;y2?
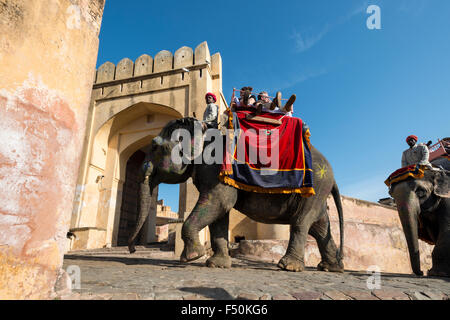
60;247;450;300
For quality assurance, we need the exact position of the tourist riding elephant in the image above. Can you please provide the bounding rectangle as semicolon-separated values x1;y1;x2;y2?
389;168;450;277
128;117;344;273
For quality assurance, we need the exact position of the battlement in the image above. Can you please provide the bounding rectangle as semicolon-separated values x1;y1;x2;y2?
95;41;221;84
89;41;225;129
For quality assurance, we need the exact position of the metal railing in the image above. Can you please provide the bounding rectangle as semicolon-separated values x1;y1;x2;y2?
429;139;450;161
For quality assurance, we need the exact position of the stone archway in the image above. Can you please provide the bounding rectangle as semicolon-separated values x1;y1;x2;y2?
69;102;182;250
69;42;226;251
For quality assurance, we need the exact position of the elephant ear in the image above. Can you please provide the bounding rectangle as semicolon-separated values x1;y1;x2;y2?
433;171;450;198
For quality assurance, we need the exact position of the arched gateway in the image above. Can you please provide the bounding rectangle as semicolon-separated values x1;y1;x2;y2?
69;42;226;254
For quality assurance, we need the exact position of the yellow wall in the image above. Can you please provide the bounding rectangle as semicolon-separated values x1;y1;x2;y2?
0;0;104;299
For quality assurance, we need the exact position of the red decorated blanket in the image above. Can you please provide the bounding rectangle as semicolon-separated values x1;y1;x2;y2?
384;164;426;187
219;108;314;196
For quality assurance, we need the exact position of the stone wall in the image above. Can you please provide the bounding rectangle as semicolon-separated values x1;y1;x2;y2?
156;203;179;220
91;41;226;125
324;196;433;274
0;0;104;299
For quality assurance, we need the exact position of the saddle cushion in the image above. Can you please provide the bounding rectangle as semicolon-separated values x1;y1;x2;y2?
384;164;426;187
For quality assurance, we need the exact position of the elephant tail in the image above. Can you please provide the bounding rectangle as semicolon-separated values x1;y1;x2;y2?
331;181;344;263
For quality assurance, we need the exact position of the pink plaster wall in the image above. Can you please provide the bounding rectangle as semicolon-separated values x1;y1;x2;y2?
0;0;104;299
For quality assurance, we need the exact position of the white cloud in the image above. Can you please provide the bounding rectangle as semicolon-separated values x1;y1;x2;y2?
275;68;327;90
291;25;330;53
340;1;370;23
291;2;369;53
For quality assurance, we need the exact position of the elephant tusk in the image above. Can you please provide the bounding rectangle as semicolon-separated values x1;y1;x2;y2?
153;136;163;146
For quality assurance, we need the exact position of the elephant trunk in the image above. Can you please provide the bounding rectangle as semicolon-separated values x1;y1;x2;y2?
397;196;423;276
128;163;158;254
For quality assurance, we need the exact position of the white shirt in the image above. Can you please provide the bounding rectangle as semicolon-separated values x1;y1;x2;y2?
401;143;431;167
203;103;219;127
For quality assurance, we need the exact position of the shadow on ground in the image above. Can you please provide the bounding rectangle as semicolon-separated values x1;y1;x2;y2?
178;287;234;300
64;254;283;270
64;253;321;273
64;252;450;283
64;254;199;268
231;256;317;272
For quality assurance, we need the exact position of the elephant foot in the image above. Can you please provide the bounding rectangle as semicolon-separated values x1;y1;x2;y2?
206;254;232;268
277;254;305;272
413;270;424;277
317;260;344;273
428;267;450;278
180;242;206;263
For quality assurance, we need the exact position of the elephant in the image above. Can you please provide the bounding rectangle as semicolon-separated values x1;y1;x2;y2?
389;167;450;277
128;117;344;273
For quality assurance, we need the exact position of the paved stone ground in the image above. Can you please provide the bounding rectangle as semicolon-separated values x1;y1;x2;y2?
59;246;450;300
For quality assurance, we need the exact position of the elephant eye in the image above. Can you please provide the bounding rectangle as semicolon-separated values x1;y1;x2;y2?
416;188;427;198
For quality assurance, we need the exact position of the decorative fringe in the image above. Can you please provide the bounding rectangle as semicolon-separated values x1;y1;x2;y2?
384;165;426;187
226;108;233;130
218;172;315;196
304;128;311;149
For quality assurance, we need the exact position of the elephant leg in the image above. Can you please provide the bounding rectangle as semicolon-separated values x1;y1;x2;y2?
206;212;232;268
278;217;314;272
309;209;344;273
429;242;450;277
428;214;450;277
180;193;227;263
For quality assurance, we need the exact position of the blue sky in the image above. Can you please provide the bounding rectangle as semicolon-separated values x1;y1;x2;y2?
96;0;450;212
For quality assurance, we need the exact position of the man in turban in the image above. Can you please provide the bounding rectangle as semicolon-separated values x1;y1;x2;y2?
202;92;219;129
401;135;433;168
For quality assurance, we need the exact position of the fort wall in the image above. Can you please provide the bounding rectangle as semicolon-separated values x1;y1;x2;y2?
0;0;105;299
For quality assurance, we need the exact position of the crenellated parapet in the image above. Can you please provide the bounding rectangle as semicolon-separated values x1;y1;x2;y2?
94;41;218;84
91;41;225;121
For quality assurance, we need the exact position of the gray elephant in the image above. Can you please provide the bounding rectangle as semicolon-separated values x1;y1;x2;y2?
128;117;344;273
389;167;450;277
